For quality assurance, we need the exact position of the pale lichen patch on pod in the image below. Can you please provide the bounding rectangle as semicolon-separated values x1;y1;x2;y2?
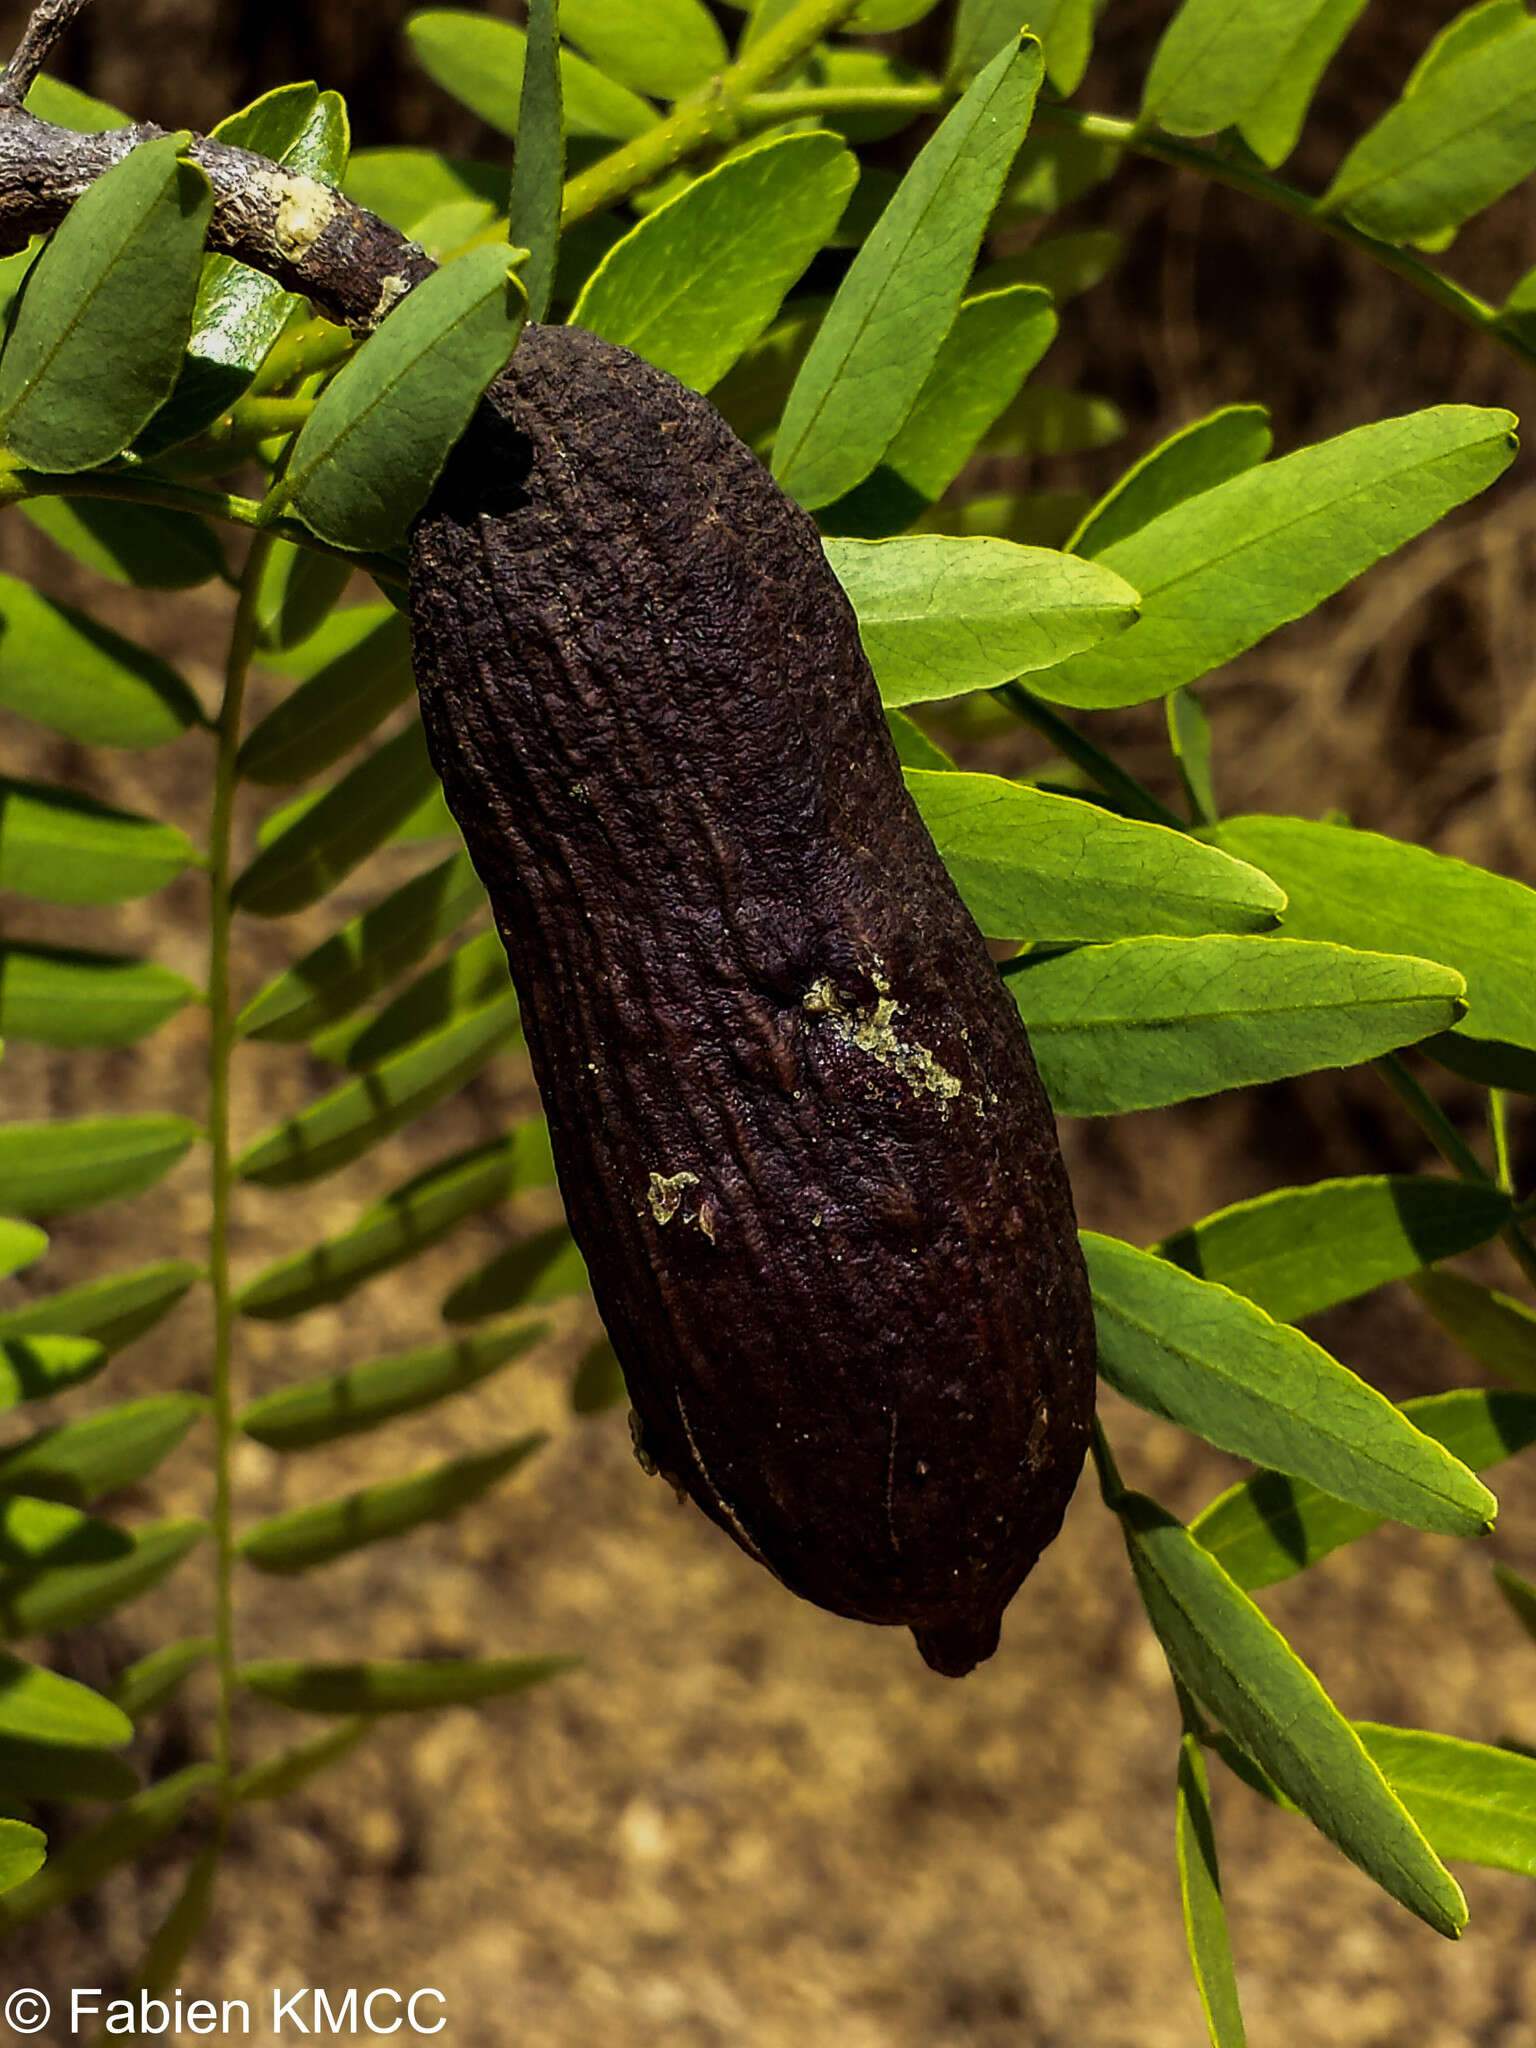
407;323;1098;1679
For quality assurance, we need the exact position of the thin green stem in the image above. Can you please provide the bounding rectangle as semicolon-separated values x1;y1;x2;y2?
560;0;869;227
740;82;945;125
998;680;1186;827
206;532;273;1815
1375;1053;1536;1290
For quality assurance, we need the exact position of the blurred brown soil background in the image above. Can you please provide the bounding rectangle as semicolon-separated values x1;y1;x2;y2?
4;1;1536;2041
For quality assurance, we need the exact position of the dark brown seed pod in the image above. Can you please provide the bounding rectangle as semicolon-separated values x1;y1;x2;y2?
407;323;1096;1677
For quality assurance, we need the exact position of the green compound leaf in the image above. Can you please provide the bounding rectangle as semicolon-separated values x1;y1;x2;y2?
509;0;563;324
1155;1175;1515;1323
0;1259;201;1354
1207;815;1536;1067
1237;0;1372;167
773;36;1043;509
0;1335;107;1408
1033;409;1518;709
0;1393;207;1508
232;722;441;917
0;1499;131;1574
0;1820;44;1895
1357;1724;1536;1877
0;1115;197;1220
1117;1489;1466;1938
0;1220;46;1280
822;285;1057;537
1409;1268;1536;1391
1008;937;1464;1117
908;770;1282;943
826;535;1137;707
237;853;485;1045
408;10;655;139
573;134;857;396
0;574;204;746
20;495;228;591
283;244;525;551
442;1225;588;1323
0;1651;133;1748
0;1764;217;1934
240;1432;546;1574
558;0;726;96
1322;12;1536;245
239;1320;546;1452
0;136;212;469
233;1718;374;1804
237;1123;556;1320
237;612;413;786
1192;1387;1536;1591
0;1519;205;1641
111;1637;216;1723
1176;1734;1247;2048
239;1653;578;1714
236;993;521;1187
1070;406;1273;560
319;926;510;1069
0;779;199;906
1085;1235;1494;1537
1143;0;1370;147
0;945;198;1049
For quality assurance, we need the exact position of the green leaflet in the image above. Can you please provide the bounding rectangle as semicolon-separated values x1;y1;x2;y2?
239;1321;546;1451
19;497;228;591
238;1654;579;1714
1207;815;1536;1064
255;544;353;657
0;1219;46;1280
282;244;525;552
23;74;131;130
237;612;413;785
980;230;1121;303
1409;1268;1536;1391
0;1499;131;1574
0;1519;205;1640
557;0;727;99
237;853;485;1044
407;11;654;140
1176;1735;1247;2047
0;1335;107;1408
0;1821;44;1896
821;286;1057;537
1168;688;1217;824
982;384;1125;458
0;1114;197;1219
0;945;198;1048
1069;406;1273;559
847;0;944;27
442;1225;588;1323
233;1720;373;1804
0;1258;201;1354
111;1638;216;1723
886;712;954;772
1494;1560;1536;1645
1155;1175;1514;1323
319;927;510;1070
1032;409;1518;709
0;1736;136;1803
1237;0;1372;167
920;490;1090;548
0;136;213;470
1117;1489;1466;1938
141;85;351;452
0;1393;208;1508
130;1835;222;1998
237;1123;557;1320
1357;1724;1536;1877
232;723;441;917
0;779;199;906
0;1765;217;1934
0;1650;132;1748
1085;1235;1494;1537
907;770;1281;943
1192;1388;1536;1590
1323;14;1536;245
948;0;1093;92
1007;936;1464;1117
236;993;521;1187
240;1433;545;1574
825;535;1138;706
344;150;508;233
571;1337;626;1416
572;134;857;396
773;37;1043;509
509;0;563;324
1143;0;1370;148
1001;130;1121;219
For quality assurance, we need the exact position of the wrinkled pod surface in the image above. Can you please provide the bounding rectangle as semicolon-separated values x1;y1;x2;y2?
407;323;1096;1676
